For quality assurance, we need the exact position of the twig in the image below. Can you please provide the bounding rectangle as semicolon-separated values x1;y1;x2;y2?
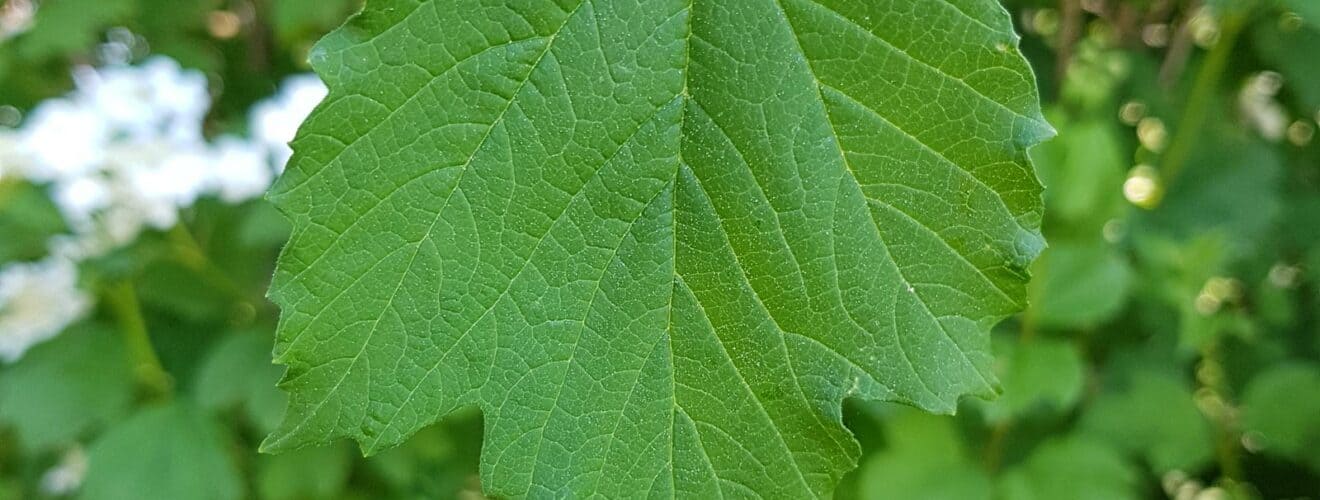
1056;0;1084;88
1159;6;1249;187
1158;0;1202;87
105;280;172;399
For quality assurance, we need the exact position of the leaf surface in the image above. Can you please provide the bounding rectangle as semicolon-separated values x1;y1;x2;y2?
266;0;1050;496
81;403;241;500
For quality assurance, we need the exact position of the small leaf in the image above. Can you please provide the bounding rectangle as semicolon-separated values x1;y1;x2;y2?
266;0;1050;496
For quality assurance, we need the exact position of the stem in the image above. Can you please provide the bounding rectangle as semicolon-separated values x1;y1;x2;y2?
1158;0;1202;87
1159;6;1249;186
1055;0;1083;91
987;287;1034;472
168;223;249;301
105;281;172;399
983;419;1012;473
1199;340;1244;484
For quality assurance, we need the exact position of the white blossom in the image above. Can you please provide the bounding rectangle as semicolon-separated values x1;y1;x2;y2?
1239;72;1288;142
210;136;273;203
0;57;324;361
0;0;35;42
251;73;327;170
0;256;91;363
16;99;109;181
77;56;210;143
124;144;212;213
52;175;111;229
0;128;26;180
40;446;88;496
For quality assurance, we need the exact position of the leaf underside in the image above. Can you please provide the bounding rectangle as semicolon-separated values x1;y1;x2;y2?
265;0;1051;497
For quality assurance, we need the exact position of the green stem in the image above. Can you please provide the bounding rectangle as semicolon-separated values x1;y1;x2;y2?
1199;340;1244;485
168;223;249;301
982;287;1040;472
1158;6;1249;187
106;281;172;399
983;419;1012;473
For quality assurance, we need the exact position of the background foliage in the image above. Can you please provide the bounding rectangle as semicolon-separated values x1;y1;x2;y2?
0;0;1317;498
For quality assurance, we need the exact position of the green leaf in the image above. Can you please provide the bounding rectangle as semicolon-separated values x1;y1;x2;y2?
0;182;68;267
270;0;361;46
1031;115;1126;237
1282;0;1320;27
0;323;134;452
13;0;137;61
80;402;241;500
856;409;991;500
193;332;288;433
266;0;1050;496
1029;242;1133;330
996;437;1138;500
1241;362;1320;470
978;336;1085;422
256;444;352;500
1139;130;1282;261
1079;370;1214;474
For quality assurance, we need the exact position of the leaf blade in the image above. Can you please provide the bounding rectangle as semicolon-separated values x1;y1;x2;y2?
267;0;1050;497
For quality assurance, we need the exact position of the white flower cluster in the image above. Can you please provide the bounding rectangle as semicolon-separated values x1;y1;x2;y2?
0;257;90;362
0;56;326;363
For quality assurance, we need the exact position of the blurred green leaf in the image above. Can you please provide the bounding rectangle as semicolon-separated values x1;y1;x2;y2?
129;0;221;73
13;0;136;61
0;323;134;453
1080;370;1214;473
236;201;292;249
270;0;359;46
1282;0;1320;27
364;412;483;498
0;182;67;266
1241;362;1320;470
980;336;1086;422
1133;233;1235;349
80;402;241;500
857;409;991;500
1033;116;1127;236
193;332;285;433
136;259;233;321
1142;133;1283;260
1030;243;1134;330
1252;13;1320;116
997;437;1138;500
257;443;351;500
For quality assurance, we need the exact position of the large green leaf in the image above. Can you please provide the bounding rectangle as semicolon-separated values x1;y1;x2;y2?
265;0;1050;496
